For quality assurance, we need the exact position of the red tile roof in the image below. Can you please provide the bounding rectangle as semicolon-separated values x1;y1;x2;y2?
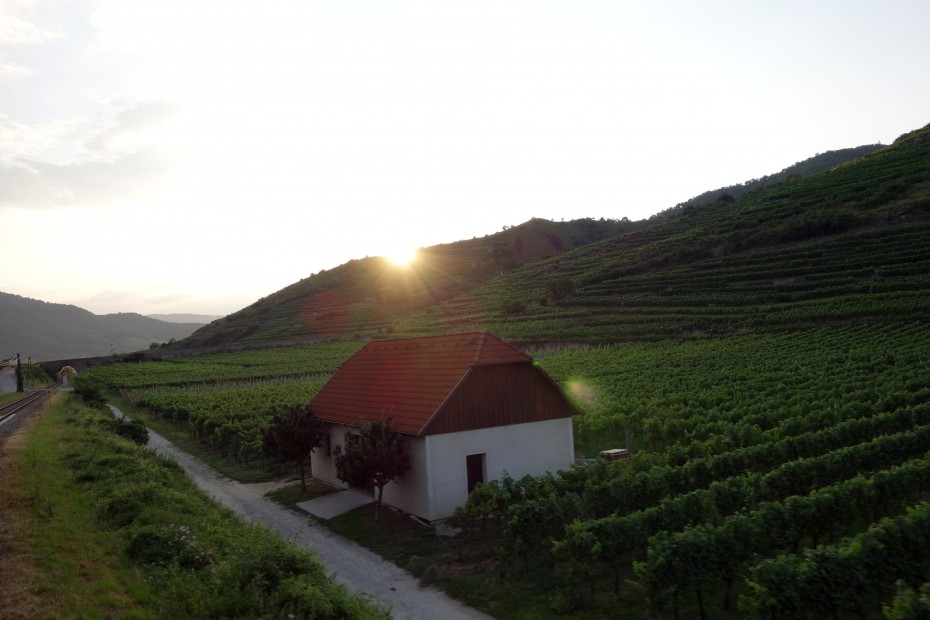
310;332;578;435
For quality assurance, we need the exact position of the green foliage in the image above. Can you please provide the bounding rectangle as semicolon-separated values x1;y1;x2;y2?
262;404;326;490
884;582;930;620
334;419;411;521
56;396;387;619
742;503;930;619
546;278;575;302
501;299;528;314
72;375;108;407
105;416;150;445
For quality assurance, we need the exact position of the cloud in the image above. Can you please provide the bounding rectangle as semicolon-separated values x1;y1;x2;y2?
84;100;179;154
0;52;30;76
0;1;64;76
0;4;63;45
0;149;176;209
0;99;180;209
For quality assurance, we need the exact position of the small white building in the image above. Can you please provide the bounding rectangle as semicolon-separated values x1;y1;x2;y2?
309;332;580;521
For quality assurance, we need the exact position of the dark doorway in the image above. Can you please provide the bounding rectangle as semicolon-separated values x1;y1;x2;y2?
466;453;486;493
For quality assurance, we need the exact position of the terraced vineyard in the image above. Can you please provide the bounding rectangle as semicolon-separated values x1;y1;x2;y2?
400;124;930;342
457;322;930;618
84;341;363;461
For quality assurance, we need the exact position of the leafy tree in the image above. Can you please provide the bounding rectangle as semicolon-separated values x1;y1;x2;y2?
334;418;411;521
262;404;326;490
72;375;107;407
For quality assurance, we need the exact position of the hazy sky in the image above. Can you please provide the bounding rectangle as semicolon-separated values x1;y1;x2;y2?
2;1;929;316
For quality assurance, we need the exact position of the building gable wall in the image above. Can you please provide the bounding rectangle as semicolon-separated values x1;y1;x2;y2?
422;364;579;435
423;417;575;520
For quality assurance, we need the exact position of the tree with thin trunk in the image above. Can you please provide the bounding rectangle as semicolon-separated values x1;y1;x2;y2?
262;404;326;490
334;418;411;521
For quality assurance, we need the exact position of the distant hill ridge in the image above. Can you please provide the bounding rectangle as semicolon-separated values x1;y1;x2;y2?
148;313;225;324
180;126;927;350
0;292;205;360
660;143;885;216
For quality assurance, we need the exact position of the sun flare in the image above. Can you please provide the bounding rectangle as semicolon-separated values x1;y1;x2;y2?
385;248;419;267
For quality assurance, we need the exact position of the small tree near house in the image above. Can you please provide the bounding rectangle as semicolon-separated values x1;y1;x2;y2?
262;404;326;490
334;418;411;521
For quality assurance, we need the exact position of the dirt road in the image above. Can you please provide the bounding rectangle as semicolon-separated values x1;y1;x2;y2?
108;405;491;620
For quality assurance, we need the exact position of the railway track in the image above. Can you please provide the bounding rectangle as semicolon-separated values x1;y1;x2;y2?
0;389;52;440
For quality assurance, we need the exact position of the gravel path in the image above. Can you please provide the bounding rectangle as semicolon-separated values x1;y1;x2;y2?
108;405;491;620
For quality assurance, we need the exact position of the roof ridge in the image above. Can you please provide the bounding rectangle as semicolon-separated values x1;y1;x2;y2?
365;331;490;347
473;332;487;365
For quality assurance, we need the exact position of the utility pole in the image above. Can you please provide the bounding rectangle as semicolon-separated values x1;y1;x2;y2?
15;352;24;393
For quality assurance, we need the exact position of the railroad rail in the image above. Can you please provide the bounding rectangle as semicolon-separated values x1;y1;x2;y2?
0;389;50;426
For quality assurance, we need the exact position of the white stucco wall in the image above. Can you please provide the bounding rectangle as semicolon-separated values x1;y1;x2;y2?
380;436;430;519
310;424;352;489
311;417;574;522
423;417;575;520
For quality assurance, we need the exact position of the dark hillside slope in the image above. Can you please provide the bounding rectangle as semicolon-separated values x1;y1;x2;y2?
0;292;205;360
399;123;930;343
184;217;640;347
663;143;884;214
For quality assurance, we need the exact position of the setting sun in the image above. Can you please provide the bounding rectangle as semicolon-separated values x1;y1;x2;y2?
385;248;419;267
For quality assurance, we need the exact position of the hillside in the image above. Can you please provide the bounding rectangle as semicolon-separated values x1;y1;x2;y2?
183;217;641;347
181;124;929;350
661;143;884;214
0;292;205;360
393;123;930;343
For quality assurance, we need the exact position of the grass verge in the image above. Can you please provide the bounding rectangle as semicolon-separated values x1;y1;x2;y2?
0;394;156;619
1;394;387;619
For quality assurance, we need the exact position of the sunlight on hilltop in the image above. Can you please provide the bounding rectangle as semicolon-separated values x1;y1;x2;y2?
384;247;419;268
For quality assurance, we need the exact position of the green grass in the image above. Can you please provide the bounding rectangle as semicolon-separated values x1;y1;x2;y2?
265;481;336;512
2;394;387;619
3;396;157;619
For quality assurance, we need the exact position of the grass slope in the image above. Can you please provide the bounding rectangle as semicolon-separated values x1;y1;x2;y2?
0;395;386;619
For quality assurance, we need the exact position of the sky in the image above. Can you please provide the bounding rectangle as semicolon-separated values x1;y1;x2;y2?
2;0;929;317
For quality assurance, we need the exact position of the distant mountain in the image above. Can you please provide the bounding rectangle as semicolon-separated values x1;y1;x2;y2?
0;292;206;360
148;313;224;324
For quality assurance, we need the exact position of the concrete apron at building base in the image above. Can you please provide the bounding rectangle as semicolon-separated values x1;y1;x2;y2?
298;487;374;520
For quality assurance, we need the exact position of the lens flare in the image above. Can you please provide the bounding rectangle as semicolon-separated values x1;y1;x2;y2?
567;379;599;407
